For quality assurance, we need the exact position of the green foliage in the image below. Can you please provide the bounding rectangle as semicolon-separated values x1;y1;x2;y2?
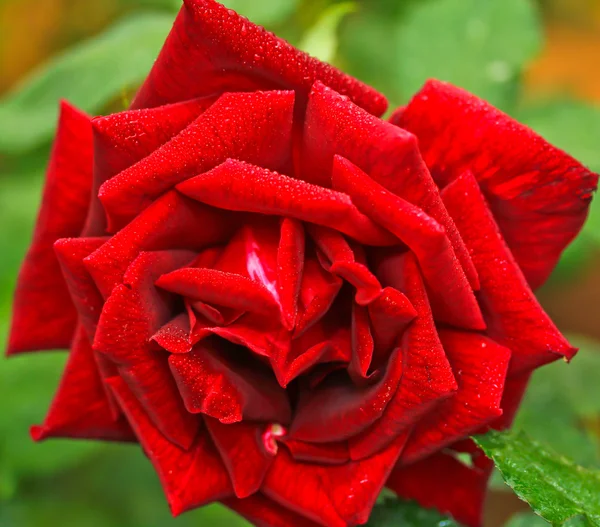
513;335;600;469
0;13;175;154
220;0;299;26
475;430;600;526
366;498;461;526
299;2;357;63
394;0;541;110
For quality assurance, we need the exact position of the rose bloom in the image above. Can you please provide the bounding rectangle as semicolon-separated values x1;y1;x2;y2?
7;1;598;526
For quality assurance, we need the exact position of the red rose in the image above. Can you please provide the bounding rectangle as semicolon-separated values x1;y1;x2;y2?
8;1;598;526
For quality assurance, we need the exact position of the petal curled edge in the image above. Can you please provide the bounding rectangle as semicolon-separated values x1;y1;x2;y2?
394;79;599;289
442;171;575;375
8;102;92;354
177;159;396;246
31;326;134;442
109;377;233;516
99;90;295;231
132;0;387;116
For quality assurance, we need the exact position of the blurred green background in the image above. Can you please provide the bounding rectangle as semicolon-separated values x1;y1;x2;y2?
0;0;599;526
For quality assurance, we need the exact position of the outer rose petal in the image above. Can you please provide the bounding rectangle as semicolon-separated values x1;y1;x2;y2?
31;326;134;442
132;0;387;116
263;440;404;526
100;91;295;231
224;493;322;527
8;102;92;354
442;171;575;374
302;82;478;290
394;79;598;288
84;96;215;235
400;330;510;464
108;377;232;516
94;251;199;449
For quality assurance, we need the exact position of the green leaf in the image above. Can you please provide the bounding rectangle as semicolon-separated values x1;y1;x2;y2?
507;512;591;527
366;498;462;526
220;0;299;26
0;12;175;154
474;430;600;526
394;0;542;110
299;2;357;64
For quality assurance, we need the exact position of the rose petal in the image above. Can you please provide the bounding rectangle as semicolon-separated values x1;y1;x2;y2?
84;191;236;298
169;339;291;424
99;91;295;231
94;250;199;449
441;171;575;374
308;224;382;305
332;155;484;330
290;346;404;443
394;79;598;289
108;377;232;515
367;287;417;367
83;96;215;235
400;330;510;464
157;267;281;319
277;218;305;330
31;326;134;442
178;159;396;246
8;102;92;354
132;0;387;116
349;252;457;460
302;82;478;289
283;438;350;466
206;418;276;498
224;493;322;527
263;440;403;526
386;447;493;527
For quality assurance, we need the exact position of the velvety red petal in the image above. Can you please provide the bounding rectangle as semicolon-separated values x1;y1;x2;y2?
302;82;478;290
349;252;457;460
178;159;396;246
277;218;305;330
132;0;387;116
367;287;417;367
169;340;291;424
83;96;215;235
395;79;598;289
400;330;510;464
308;225;382;305
295;255;343;337
108;377;232;515
224;493;322;527
31;326;134;442
290;346;404;443
8;102;93;354
156;267;280;317
332;155;484;330
152;313;193;354
442;171;575;374
53;237;107;339
263;440;403;526
94;250;199;449
84;191;236;298
283;438;350;466
99;91;295;231
206;418;276;498
348;303;374;382
386;448;493;527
